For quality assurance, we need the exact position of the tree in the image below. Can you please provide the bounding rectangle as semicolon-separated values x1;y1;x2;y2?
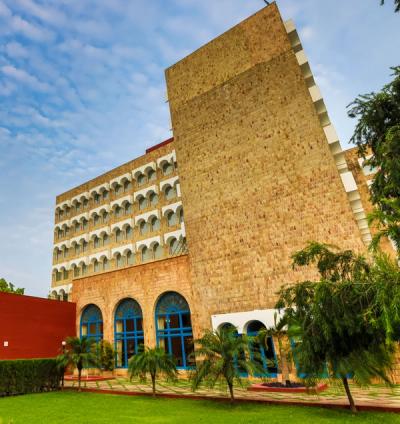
277;242;397;413
191;327;262;402
348;68;400;255
0;278;24;295
380;0;400;12
59;336;99;391
258;313;293;386
128;347;177;397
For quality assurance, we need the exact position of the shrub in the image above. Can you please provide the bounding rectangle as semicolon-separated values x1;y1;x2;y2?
0;358;62;396
97;340;115;372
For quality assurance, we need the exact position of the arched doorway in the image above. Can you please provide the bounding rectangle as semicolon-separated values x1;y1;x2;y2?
114;298;144;368
155;292;194;369
247;320;277;377
80;304;103;343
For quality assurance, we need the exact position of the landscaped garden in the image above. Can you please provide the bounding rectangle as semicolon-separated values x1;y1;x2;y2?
1;391;400;424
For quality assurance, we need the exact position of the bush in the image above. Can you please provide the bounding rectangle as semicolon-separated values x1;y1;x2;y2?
0;358;62;396
97;340;115;371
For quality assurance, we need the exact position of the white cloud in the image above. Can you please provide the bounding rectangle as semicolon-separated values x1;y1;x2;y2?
299;25;315;41
1;65;52;92
4;41;29;58
0;0;11;17
12;0;67;27
10;15;54;42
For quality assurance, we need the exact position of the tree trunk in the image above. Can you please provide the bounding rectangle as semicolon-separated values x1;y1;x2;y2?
78;368;82;392
278;336;290;386
151;374;156;397
342;377;357;413
228;382;234;403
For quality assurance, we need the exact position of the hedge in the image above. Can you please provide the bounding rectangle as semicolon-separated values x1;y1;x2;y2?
0;358;62;396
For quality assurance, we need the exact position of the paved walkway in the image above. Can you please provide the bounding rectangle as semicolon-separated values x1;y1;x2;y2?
64;377;400;412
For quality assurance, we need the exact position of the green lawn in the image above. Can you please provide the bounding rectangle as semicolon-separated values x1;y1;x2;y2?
0;392;399;423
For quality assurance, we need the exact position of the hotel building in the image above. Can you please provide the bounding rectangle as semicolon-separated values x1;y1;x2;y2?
50;4;390;375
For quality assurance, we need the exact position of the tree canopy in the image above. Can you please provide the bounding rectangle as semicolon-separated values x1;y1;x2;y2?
277;242;400;412
380;0;400;12
348;67;400;254
0;278;24;295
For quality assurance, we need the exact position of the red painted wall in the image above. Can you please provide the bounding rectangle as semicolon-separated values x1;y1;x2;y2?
0;292;76;360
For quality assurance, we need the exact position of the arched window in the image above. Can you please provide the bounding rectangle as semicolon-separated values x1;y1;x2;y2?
124;180;132;192
137;173;147;186
169;238;178;255
124;203;132;215
75;222;81;232
102;190;109;200
153;243;163;260
148;169;156;182
150;217;160;232
94;193;100;205
115;206;123;218
115;184;122;195
93;260;100;272
149;192;158;206
115;299;144;368
102;212;109;224
127;251;134;265
63;268;69;280
162;162;173;176
116;228;123;242
75;202;81;212
94;236;101;249
103;257;109;271
73;266;80;278
80;304;103;343
247;321;277;377
141;246;152;262
83;199;89;209
167;211;177;227
103;234;109;246
179;208;184;223
116;253;124;268
82;219;88;231
138;196;148;210
82;263;87;275
139;221;149;235
155;292;194;369
126;226;133;239
82;240;88;252
93;214;100;226
165;186;176;200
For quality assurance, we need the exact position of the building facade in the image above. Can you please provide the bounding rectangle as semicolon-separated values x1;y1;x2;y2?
50;4;385;375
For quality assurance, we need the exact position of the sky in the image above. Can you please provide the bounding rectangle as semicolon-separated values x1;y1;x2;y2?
0;0;399;297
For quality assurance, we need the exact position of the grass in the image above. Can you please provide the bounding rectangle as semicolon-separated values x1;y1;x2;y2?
0;392;400;423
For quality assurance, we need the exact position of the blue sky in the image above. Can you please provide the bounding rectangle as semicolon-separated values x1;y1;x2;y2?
0;0;399;297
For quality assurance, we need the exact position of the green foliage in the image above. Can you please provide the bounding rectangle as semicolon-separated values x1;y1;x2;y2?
348;68;400;255
277;242;399;412
258;313;293;385
380;0;400;12
58;336;99;391
128;346;177;397
0;278;24;295
0;358;61;396
96;340;115;371
191;327;263;402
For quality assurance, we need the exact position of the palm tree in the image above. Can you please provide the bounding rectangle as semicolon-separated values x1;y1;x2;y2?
191;327;261;402
128;346;177;397
258;313;293;386
60;336;99;391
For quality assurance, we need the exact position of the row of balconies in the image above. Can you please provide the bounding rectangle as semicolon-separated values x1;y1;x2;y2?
52;230;187;283
53;212;184;265
55;153;177;223
54;182;181;242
